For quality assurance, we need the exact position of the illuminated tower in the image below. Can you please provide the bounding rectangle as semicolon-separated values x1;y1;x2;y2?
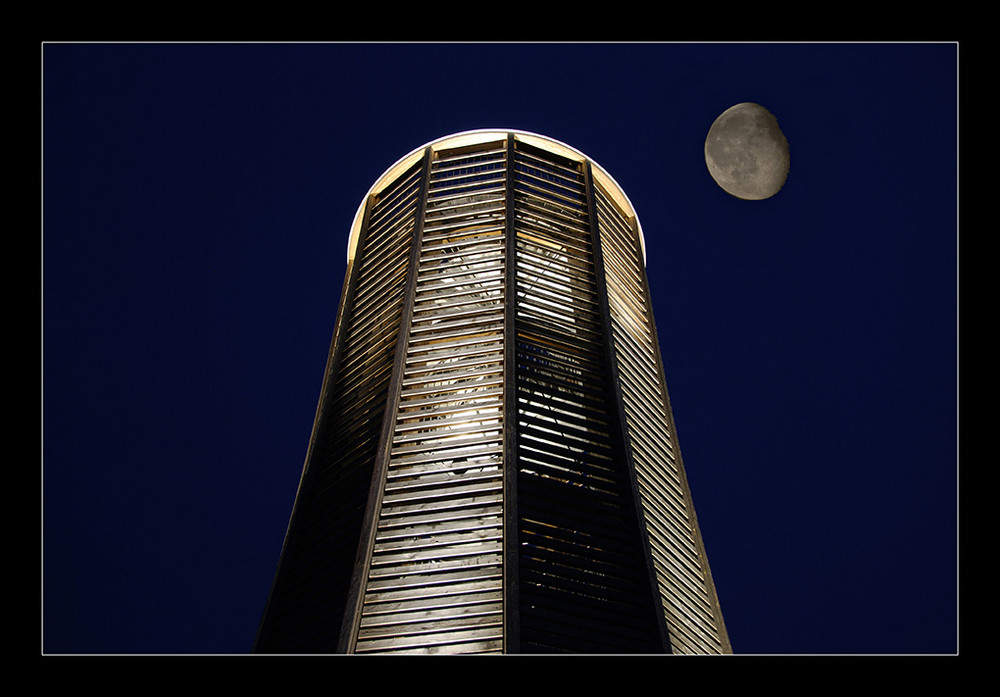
254;130;730;654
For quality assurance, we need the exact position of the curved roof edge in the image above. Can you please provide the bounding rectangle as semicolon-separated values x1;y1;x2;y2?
346;129;646;265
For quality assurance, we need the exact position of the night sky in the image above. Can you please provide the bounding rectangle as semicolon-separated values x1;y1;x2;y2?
41;42;958;655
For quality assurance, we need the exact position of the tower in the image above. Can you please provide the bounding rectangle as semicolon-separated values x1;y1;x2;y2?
254;130;730;654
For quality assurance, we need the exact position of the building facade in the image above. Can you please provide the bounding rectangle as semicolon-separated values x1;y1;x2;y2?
254;130;730;654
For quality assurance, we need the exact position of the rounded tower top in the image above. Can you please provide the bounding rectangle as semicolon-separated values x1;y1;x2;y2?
347;129;646;264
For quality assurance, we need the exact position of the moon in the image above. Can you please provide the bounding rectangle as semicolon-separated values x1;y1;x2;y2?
705;102;789;200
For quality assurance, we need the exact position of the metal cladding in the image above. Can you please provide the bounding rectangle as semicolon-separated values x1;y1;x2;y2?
254;130;730;655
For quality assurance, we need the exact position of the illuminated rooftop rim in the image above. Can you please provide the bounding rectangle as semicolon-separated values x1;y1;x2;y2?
347;129;646;264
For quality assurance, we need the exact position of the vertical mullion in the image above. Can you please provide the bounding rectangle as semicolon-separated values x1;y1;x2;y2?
501;133;520;654
338;146;433;653
583;160;672;653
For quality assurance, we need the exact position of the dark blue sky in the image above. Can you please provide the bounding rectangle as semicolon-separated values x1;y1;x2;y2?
42;42;958;655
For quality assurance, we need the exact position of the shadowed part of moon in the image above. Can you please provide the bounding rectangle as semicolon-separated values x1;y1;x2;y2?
705;102;789;200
